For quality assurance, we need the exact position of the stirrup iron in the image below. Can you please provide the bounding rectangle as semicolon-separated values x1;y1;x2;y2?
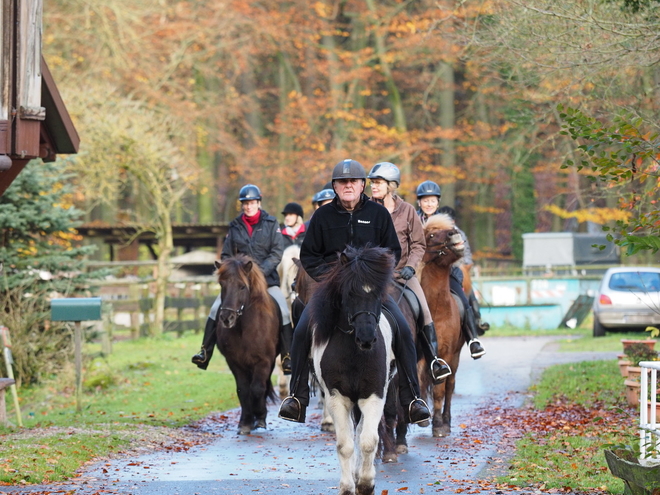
430;357;452;381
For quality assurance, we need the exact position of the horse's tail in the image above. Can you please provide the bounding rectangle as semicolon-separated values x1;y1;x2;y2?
266;376;277;404
377;415;396;460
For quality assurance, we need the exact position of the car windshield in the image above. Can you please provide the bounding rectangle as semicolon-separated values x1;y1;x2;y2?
608;272;660;292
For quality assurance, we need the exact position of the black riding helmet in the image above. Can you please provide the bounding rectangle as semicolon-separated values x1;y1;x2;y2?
282;202;304;218
416;180;441;199
239;184;262;202
312;188;336;205
331;159;367;181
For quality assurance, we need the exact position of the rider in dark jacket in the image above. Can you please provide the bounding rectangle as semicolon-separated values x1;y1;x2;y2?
416;180;487;359
278;159;431;426
191;184;294;372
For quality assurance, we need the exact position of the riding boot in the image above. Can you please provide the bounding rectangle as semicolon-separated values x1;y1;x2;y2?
280;323;293;375
463;307;486;359
191;317;217;370
418;323;452;384
279;307;312;423
383;298;431;426
468;291;490;336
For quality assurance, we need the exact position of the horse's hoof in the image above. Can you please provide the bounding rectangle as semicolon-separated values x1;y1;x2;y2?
254;419;267;430
417;419;430;428
432;426;451;438
395;444;408;455
238;425;252;435
321;422;335;433
356;482;375;495
382;453;398;463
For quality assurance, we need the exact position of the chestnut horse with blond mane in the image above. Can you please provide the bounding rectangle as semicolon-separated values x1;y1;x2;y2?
418;213;466;437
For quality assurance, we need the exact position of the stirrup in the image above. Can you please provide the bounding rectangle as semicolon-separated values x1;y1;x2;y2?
408;398;431;425
278;395;305;423
430;357;452;382
281;353;292;375
191;347;207;365
468;339;486;358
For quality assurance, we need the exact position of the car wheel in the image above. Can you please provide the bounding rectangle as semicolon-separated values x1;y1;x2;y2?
593;316;606;337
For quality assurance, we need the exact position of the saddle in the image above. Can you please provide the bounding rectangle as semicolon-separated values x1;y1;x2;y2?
450;291;466;327
391;280;424;332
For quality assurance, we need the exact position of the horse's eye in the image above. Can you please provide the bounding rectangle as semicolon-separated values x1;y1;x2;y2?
429;234;434;238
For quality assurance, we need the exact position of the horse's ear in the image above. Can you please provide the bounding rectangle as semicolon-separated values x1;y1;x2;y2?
244;260;253;273
214;260;221;269
340;252;350;265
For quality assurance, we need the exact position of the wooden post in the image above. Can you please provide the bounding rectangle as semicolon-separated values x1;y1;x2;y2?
74;321;82;413
1;327;22;426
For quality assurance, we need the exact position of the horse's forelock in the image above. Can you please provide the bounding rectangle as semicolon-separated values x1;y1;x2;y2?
216;255;269;304
321;245;393;300
425;213;453;232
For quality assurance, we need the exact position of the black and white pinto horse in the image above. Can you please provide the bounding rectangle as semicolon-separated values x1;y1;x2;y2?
309;245;396;495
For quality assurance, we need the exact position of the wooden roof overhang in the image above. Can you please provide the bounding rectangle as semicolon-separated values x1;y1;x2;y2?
76;223;230;258
0;57;79;196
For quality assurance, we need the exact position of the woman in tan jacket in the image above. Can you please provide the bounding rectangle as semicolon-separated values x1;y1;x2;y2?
368;162;451;384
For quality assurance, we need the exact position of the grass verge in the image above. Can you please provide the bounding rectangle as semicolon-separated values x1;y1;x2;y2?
498;359;636;494
0;332;242;484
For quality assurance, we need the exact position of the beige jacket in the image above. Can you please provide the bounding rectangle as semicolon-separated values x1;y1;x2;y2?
389;195;426;272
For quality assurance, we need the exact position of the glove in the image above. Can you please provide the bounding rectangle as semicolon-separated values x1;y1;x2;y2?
399;266;415;281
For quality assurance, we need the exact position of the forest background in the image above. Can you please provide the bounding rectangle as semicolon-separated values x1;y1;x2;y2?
42;0;660;263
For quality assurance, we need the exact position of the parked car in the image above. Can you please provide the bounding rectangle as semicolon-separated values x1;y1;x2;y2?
593;267;660;337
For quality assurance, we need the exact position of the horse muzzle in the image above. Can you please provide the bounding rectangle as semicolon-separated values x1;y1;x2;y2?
219;305;244;328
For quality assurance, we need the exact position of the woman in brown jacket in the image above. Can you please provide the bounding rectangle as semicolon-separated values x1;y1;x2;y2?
368;162;452;384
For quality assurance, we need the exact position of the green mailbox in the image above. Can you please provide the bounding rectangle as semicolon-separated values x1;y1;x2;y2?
51;297;102;322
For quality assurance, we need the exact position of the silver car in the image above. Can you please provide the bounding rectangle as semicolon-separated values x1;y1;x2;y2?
593;267;660;337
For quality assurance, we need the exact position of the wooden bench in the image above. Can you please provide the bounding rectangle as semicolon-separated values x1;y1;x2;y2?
0;377;15;425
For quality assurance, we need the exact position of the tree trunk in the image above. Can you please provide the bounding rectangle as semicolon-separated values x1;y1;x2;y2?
437;61;456;208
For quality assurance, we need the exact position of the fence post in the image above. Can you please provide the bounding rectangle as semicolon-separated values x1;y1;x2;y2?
50;298;103;413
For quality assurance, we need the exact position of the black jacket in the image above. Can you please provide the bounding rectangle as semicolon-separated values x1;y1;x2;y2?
300;193;401;281
221;209;283;287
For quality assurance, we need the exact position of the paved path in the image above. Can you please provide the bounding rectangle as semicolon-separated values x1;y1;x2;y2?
1;336;617;495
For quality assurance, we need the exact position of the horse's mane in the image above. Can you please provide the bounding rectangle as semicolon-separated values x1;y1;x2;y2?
424;213;454;232
216;254;271;308
309;244;394;337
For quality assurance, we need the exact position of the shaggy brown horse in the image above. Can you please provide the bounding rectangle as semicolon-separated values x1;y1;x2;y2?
214;255;279;435
418;213;466;437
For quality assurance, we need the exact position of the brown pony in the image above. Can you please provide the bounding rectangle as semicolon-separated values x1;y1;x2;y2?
214;255;279;435
418;214;466;437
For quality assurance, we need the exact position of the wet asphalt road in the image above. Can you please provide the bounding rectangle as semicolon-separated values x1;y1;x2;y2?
1;336;618;495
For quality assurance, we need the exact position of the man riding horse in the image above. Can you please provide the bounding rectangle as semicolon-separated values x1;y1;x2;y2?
191;184;294;374
367;161;452;384
278;159;431;426
416;180;487;359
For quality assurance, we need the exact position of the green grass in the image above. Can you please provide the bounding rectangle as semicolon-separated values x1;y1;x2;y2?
0;332;242;484
500;359;636;494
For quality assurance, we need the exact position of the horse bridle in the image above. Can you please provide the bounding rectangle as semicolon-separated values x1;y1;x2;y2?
427;238;452;257
219;304;245;316
342;310;380;335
